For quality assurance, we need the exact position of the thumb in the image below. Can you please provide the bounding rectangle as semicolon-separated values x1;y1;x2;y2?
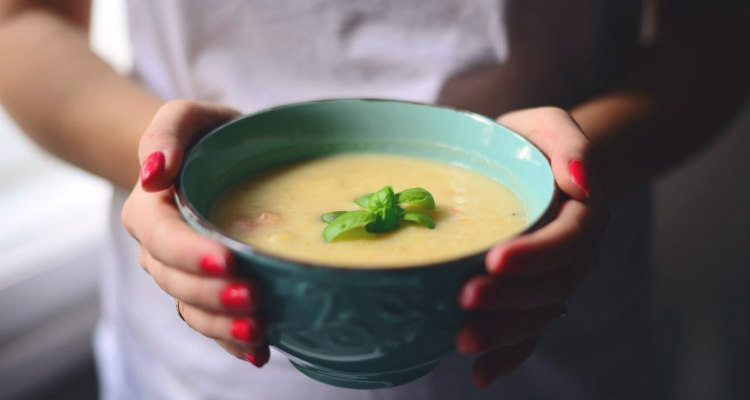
497;107;591;200
139;100;241;191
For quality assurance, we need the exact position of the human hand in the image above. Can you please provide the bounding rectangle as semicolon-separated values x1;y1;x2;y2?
456;107;609;387
121;100;271;367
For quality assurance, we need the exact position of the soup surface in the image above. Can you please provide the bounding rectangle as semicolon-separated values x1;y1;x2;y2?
210;154;526;267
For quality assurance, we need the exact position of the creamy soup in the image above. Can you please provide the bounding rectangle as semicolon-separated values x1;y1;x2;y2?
209;154;526;268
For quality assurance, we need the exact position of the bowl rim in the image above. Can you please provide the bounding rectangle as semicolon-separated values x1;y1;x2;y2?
175;98;558;273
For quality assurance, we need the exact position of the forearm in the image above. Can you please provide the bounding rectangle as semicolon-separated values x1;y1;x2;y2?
570;9;749;197
0;5;162;188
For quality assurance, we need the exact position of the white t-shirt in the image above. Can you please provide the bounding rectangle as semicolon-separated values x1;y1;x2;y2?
96;1;662;399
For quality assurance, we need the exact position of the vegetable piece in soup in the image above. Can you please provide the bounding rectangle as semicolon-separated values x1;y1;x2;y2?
209;154;525;268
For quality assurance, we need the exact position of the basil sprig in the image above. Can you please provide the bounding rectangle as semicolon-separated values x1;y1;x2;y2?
322;186;436;242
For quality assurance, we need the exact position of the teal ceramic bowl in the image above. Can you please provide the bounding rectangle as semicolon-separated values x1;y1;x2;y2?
175;99;555;389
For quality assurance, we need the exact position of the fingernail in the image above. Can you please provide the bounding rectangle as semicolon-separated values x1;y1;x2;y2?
457;331;482;354
487;247;520;275
459;285;479;310
244;346;270;368
485;247;503;274
220;283;252;309
199;254;227;275
568;160;590;198
460;279;498;310
472;368;494;389
140;151;165;188
231;319;263;342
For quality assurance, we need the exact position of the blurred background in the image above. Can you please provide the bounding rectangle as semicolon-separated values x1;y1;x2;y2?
0;1;747;399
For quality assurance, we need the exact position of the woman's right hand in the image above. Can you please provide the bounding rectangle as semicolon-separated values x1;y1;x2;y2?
121;100;270;367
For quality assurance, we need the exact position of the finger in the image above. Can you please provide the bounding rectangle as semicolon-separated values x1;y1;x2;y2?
472;337;538;388
497;107;591;200
214;339;249;360
122;188;232;276
143;251;258;313
215;340;271;368
486;199;603;276
138;247;148;274
456;307;558;354
462;249;597;310
138;100;241;191
179;301;265;344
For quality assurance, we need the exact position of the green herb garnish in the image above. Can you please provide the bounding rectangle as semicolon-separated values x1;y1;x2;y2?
321;186;436;242
321;211;347;223
401;212;436;229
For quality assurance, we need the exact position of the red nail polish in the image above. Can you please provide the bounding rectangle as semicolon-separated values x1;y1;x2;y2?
459;284;479;310
472;368;494;389
220;283;251;309
457;331;482;354
231;319;263;342
487;247;523;275
244;346;270;367
140;151;165;188
568;160;591;198
485;247;503;274
199;254;227;275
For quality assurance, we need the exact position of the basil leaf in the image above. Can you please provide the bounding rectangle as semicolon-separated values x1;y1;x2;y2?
395;188;435;210
367;186;395;211
401;212;436;229
367;206;401;233
323;185;437;241
354;193;372;208
321;211;346;223
323;210;376;242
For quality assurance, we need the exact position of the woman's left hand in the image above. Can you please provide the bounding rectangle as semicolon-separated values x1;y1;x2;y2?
457;107;609;387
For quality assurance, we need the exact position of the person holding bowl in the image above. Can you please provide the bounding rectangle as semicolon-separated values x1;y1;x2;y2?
0;0;747;399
